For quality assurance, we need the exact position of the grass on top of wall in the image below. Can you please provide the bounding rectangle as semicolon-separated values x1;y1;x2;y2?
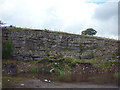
2;26;118;42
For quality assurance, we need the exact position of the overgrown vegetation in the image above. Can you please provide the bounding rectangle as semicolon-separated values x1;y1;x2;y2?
36;57;119;76
79;43;83;54
2;26;119;88
30;68;38;74
2;40;13;59
46;52;50;57
2;56;119;82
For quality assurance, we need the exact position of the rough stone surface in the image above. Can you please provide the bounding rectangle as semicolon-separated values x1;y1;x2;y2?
2;27;119;60
3;63;17;76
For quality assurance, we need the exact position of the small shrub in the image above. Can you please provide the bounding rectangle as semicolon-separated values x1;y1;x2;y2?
64;57;74;63
79;43;83;55
2;40;13;59
68;62;76;67
46;52;50;57
56;67;67;76
31;68;37;74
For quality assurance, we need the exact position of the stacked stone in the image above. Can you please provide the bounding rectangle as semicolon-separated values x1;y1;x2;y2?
2;27;118;61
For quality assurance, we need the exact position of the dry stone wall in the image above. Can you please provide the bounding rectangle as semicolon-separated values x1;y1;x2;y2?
2;27;118;61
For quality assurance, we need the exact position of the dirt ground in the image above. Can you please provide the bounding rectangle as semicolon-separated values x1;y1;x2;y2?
13;79;118;88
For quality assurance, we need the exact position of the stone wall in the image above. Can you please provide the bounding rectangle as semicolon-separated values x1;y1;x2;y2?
2;27;118;61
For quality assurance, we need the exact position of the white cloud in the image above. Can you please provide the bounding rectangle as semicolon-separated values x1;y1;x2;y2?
93;2;118;39
0;0;118;39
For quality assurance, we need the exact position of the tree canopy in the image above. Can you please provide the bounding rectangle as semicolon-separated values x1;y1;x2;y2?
0;20;5;25
81;28;97;36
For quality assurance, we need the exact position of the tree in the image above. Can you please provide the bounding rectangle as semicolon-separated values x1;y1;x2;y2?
0;20;4;25
0;20;6;25
81;28;97;36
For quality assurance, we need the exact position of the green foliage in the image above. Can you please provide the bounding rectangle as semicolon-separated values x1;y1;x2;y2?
57;67;66;76
63;57;118;69
79;43;83;55
2;40;13;59
30;68;37;74
81;28;97;36
91;59;119;68
68;61;76;67
37;57;53;63
96;61;112;68
46;52;50;57
64;57;85;67
64;57;75;63
37;57;73;75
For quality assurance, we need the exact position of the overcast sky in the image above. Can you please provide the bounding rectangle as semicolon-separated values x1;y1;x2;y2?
0;0;119;39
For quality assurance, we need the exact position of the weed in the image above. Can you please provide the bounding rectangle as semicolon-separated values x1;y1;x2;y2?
46;52;50;57
64;57;74;63
79;43;83;55
30;68;37;74
57;68;66;76
2;40;13;59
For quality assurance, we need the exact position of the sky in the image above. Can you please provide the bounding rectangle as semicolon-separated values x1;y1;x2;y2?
0;0;119;39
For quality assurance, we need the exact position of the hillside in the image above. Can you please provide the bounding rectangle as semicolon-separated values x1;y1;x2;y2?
2;26;119;88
